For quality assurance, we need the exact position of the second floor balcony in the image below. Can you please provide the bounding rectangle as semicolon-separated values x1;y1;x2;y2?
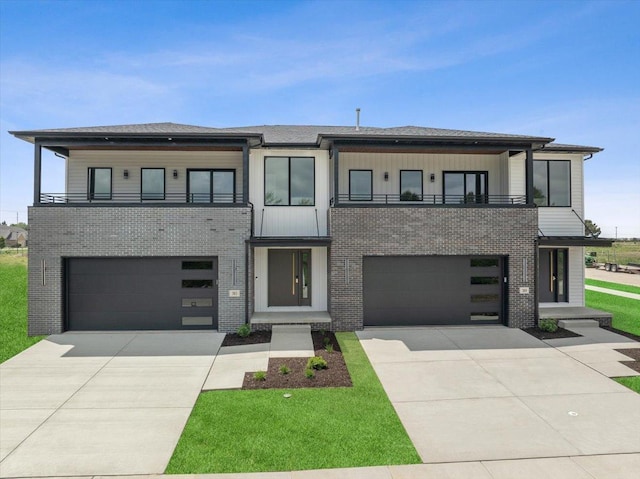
39;191;245;205
335;193;527;206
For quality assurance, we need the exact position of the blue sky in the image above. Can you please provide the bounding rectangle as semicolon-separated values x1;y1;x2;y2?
1;0;638;236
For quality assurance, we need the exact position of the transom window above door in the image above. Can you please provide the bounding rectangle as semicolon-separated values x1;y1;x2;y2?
443;171;488;204
265;157;315;206
187;169;235;203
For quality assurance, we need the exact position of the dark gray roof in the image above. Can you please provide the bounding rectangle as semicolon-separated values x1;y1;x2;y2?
216;125;554;145
10;122;600;151
14;122;223;134
541;142;603;153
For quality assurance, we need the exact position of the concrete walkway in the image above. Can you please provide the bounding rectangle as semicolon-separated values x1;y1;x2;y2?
585;284;640;300
358;326;640;468
203;325;314;390
0;332;224;477
586;267;640;286
5;453;637;478
2;326;639;478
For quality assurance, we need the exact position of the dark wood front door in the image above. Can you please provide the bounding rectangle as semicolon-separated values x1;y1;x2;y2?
268;250;311;306
539;249;568;302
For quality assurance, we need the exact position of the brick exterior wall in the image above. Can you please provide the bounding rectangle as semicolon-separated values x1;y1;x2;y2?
27;206;251;335
329;207;538;330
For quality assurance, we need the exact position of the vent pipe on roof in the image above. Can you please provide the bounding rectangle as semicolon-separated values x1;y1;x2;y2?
355;108;361;131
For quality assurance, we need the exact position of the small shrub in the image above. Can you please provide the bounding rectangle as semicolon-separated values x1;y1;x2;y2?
253;370;266;381
304;368;315;379
539;319;558;333
278;365;290;375
323;336;331;345
307;356;328;370
319;329;326;336
325;343;334;353
237;323;251;338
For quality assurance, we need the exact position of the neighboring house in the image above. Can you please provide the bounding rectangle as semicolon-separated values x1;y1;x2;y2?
9;123;611;335
0;225;28;247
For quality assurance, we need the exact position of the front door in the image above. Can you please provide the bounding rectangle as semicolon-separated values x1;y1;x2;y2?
268;249;311;306
539;248;568;302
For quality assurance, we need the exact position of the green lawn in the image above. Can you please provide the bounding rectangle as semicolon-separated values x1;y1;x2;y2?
586;290;640;336
585;279;640;295
615;377;640;393
0;255;46;363
166;332;421;474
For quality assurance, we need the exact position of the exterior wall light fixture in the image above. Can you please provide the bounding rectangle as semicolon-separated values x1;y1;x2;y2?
384;172;389;181
123;169;129;179
173;170;178;179
430;173;435;182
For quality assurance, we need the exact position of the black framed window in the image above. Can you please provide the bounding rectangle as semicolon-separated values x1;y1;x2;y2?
443;171;487;204
88;167;112;200
400;170;422;201
141;168;165;200
187;169;236;203
534;160;570;207
265;157;315;205
349;170;373;201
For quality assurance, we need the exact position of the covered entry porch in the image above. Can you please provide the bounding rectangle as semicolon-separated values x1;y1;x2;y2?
249;237;332;328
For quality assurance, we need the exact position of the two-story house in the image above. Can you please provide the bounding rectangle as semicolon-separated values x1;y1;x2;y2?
10;123;611;336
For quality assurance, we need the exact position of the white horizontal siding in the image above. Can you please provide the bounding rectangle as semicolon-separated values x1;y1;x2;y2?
66;150;243;200
338;152;504;198
249;148;329;237
253;247;328;312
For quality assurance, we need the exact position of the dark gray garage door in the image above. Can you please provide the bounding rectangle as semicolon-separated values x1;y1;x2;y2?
363;256;505;326
67;257;217;330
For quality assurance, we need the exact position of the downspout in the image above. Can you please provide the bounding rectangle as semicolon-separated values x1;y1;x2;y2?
245;202;254;325
245;239;250;325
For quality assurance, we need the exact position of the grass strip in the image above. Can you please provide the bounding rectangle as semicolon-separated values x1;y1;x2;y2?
166;332;420;474
586;290;640;336
615;377;640;393
585;279;640;295
0;261;45;363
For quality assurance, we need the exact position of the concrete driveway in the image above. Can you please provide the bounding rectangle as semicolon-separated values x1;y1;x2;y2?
358;326;640;465
0;331;224;478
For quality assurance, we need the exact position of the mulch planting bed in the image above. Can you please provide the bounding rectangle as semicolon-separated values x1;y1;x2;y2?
242;331;352;389
615;348;640;374
603;326;640;342
522;327;582;340
222;330;272;347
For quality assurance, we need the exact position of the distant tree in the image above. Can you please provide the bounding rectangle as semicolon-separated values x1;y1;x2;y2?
584;219;601;238
10;222;28;231
0;237;5;248
1;221;6;226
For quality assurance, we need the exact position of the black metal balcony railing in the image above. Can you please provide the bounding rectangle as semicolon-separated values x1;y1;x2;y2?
39;192;244;204
336;193;527;205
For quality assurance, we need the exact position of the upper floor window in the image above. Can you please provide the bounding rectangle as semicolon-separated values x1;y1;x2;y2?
349;170;372;201
534;160;570;207
265;157;314;205
88;167;112;200
400;170;422;201
187;169;236;203
443;171;487;204
141;168;165;200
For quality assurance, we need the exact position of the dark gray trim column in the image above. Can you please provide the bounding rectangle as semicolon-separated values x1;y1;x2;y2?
525;147;534;205
242;143;249;204
33;141;42;205
333;146;339;206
